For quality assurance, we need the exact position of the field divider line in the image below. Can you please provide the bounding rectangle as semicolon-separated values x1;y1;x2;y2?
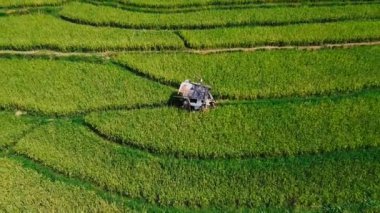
0;88;379;160
2;122;46;151
173;31;191;48
3;0;380;15
0;41;380;57
6;136;380;211
81;118;266;160
101;0;380;11
189;41;380;54
0;50;107;57
0;87;379;120
0;6;61;16
1;87;379;119
113;60;380;101
217;87;380;106
0;101;170;119
80;88;380;160
81;120;183;158
3;148;158;211
111;61;179;89
83;0;380;14
0;0;69;10
79;118;380;161
58;13;380;31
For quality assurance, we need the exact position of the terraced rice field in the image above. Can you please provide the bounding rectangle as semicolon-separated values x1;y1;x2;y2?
0;0;65;7
1;0;379;211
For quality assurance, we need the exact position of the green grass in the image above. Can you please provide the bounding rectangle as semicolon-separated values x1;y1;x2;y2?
0;157;121;212
85;90;380;158
14;119;380;209
180;20;380;48
114;46;380;99
0;57;173;115
0;111;36;148
0;0;65;7
60;2;380;29
118;0;375;8
0;14;184;51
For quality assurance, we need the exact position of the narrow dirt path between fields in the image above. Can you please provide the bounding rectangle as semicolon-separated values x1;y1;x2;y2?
190;41;380;54
0;41;379;58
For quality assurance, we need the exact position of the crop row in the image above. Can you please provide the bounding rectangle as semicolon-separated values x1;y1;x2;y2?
0;0;65;7
60;2;380;29
14;120;380;209
0;57;173;115
1;15;379;51
179;20;380;48
0;157;120;211
85;90;380;158
117;0;377;8
0;14;184;51
115;46;380;99
89;0;379;14
0;111;36;148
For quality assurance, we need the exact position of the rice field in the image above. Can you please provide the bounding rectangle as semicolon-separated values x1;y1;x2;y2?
0;157;120;211
117;0;376;8
1;0;379;212
0;14;184;51
0;0;65;7
179;21;380;48
13;120;380;209
114;46;380;99
60;2;380;29
0;112;36;147
85;91;380;158
0;57;173;114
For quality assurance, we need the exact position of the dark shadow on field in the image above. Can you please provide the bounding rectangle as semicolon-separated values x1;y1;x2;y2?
111;61;179;88
167;92;184;108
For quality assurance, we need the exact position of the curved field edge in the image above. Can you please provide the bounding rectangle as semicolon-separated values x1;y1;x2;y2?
0;0;66;8
113;45;380;100
0;157;120;212
85;90;380;159
0;5;61;17
0;57;174;115
0;14;184;52
13;119;380;209
115;0;380;9
59;2;380;30
179;20;380;49
1;15;380;52
86;0;380;14
3;152;202;213
0;42;379;57
0;111;39;148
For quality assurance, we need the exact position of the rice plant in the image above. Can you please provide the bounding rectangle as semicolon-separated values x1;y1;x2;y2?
118;0;373;8
0;157;120;211
0;57;173;115
85;90;380;158
14;119;380;209
0;0;65;7
114;46;380;99
180;20;380;48
60;2;380;29
0;111;36;147
0;14;184;51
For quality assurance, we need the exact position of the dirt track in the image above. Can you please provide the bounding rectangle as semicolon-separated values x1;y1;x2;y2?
0;41;379;58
